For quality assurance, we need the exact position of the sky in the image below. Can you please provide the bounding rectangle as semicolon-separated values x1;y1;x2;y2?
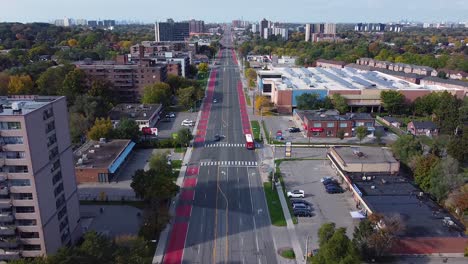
0;0;467;23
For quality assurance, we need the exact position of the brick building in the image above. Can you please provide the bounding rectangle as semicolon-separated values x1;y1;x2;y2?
75;58;167;102
293;110;375;138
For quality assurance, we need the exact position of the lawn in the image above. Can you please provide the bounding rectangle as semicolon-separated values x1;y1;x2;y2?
251;120;261;142
174;146;187;153
263;182;287;226
245;91;251;106
261;120;270;143
279;248;296;259
275;159;298;224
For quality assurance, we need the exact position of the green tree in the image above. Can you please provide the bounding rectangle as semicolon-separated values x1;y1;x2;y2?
380;90;405;114
391;135;423;165
331;94;348;114
296;93;321;110
177;86;204;110
428;157;466;202
313;224;360;264
141;82;171;106
412;154;439;192
318;222;336;247
60;68;89;104
374;130;384;145
0;72;10;95
447;131;468;163
433;91;461;134
337;129;345;140
197;62;209;76
166;74;183;93
88;78;115;103
356;126;368;143
69;112;89;143
176;128;193;148
36;64;74;95
7;74;34;94
245;68;257;80
88;117;113;140
352;220;375;259
148;152;172;173
114;118;141;141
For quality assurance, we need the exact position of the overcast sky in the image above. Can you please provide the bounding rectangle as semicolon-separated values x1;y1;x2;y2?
0;0;467;23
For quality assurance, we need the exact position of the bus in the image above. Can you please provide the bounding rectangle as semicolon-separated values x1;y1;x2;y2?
245;134;255;150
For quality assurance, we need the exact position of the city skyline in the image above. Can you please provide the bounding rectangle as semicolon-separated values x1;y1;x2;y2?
1;0;467;23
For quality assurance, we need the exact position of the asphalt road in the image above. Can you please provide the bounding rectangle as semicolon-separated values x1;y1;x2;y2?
179;28;278;264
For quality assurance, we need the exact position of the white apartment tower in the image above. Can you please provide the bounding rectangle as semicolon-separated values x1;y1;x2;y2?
0;96;81;260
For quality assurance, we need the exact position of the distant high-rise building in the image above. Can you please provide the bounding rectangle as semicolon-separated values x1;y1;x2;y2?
305;24;311;41
63;17;71;27
232;20;241;28
0;96;82;259
188;19;205;33
263;27;272;39
260;18;269;37
155;19;190;42
251;23;259;33
273;27;289;40
103;20;116;27
324;23;336;34
305;23;336;42
54;19;64;27
75;19;87;26
354;23;385;32
87;20;97;27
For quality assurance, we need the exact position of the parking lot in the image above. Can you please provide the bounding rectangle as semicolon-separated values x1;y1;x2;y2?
263;115;399;144
279;159;359;253
156;111;199;139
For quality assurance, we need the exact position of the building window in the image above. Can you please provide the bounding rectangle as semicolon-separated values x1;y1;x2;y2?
326;130;333;137
47;134;57;147
58;206;67;220
313;122;322;128
0;122;21;130
51;160;61;173
49;146;59;160
45;121;55;133
52;172;63;185
19;232;39;238
15;206;35;213
339;123;348;128
56;194;66;209
0;136;23;144
61;228;70;243
327;122;334;128
365;122;373;127
17;219;37;226
43;108;54;120
54;183;64;197
9;179;30;186
59;217;69;232
1;151;25;159
12;193;33;200
23;244;41;251
0;165;28;173
356;122;364;127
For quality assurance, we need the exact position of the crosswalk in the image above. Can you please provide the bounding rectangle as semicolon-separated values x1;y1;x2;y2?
199;161;258;167
203;143;261;148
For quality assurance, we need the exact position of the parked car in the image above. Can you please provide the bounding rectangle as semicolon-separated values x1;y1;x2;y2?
213;99;218;103
322;178;337;186
214;134;221;141
287;190;305;198
165;112;176;118
292;203;311;211
181;119;194;127
320;176;333;183
293;208;313;217
288;127;300;133
290;199;312;207
276;130;284;140
325;185;344;194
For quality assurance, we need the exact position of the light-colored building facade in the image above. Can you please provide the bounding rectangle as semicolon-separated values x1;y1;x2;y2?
0;96;81;260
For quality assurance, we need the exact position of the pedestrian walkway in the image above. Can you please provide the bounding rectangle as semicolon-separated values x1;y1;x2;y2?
203;143;261;148
199;160;258;166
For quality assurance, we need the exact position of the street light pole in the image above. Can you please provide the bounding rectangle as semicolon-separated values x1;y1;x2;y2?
305;235;310;262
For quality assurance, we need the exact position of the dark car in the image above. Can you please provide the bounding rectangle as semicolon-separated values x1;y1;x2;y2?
326;185;344;193
288;127;300;133
214;134;221;141
290;199;312;207
322;178;337;186
293;208;313;217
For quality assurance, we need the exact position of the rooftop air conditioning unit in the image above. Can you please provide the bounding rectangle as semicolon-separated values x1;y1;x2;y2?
94;145;100;148
82;154;88;160
77;158;83;165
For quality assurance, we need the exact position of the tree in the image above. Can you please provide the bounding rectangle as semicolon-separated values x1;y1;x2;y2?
141;82;171;106
337;129;345;140
0;72;10;95
245;68;257;80
380;90;405;114
255;95;270;114
175;128;193;148
114;119;141;141
131;167;179;205
433;91;461;134
166;74;183;93
428;157;466;202
177;86;204;110
36;64;74;95
374;130;384;145
331;94;348;114
88;117;113;140
67;38;78;47
412;154;439;192
447;131;468;163
296;93;321;110
313;223;360;264
88;78;115;103
69;113;89;144
7;74;34;94
352;220;375;259
148;152;172;173
197;63;209;76
355;126;368;143
60;68;89;104
391;135;422;165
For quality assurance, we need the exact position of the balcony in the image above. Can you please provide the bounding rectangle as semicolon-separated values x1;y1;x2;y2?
0;238;19;248
0;186;8;196
0;199;11;209
0;213;13;223
0;249;20;260
0;226;15;236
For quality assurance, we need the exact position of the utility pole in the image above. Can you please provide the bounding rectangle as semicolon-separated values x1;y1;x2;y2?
304;235;310;262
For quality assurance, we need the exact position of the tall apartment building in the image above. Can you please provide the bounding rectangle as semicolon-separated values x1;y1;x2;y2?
305;23;336;42
260;18;269;38
155;19;190;42
75;59;168;102
188;19;205;33
305;24;311;41
251;23;259;33
0;96;81;260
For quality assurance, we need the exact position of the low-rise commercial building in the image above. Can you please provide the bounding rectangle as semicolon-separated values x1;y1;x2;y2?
108;103;163;130
257;66;464;113
293;110;375;138
74;140;135;183
328;146;399;174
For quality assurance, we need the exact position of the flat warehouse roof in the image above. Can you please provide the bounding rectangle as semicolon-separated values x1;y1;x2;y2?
331;146;398;164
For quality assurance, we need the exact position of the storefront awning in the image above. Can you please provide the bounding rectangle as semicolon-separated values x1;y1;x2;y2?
108;141;136;174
